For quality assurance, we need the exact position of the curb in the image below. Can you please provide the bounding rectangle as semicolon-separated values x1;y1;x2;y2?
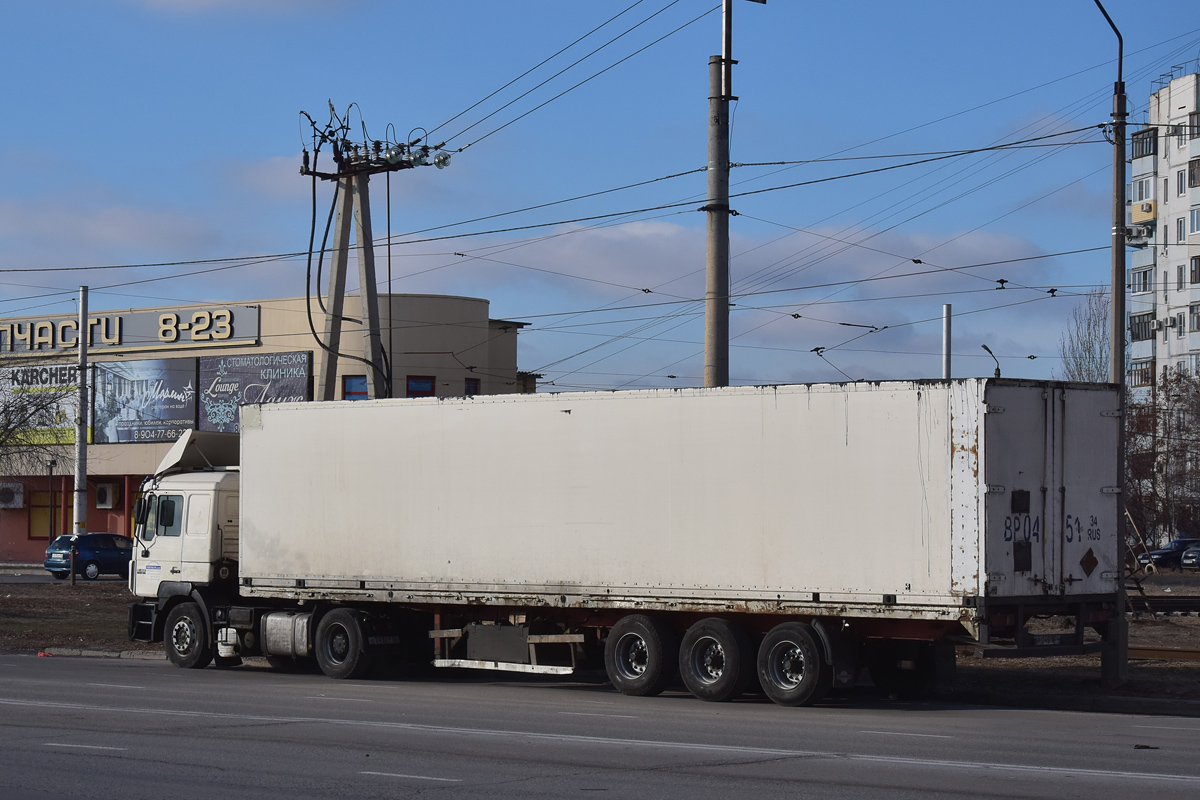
40;648;163;661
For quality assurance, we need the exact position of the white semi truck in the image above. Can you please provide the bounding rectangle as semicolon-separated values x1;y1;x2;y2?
128;379;1123;706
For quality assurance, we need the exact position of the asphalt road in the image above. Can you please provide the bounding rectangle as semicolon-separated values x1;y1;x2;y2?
1;654;1198;800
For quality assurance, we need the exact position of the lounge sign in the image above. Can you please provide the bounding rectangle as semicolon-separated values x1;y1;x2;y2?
0;305;260;355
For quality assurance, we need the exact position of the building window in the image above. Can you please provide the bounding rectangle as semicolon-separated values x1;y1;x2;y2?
1191;111;1200;140
1179;313;1187;337
464;377;481;396
1190;158;1200;189
1130;359;1154;387
1132;129;1157;158
406;375;436;397
1192;256;1200;284
1179;264;1186;290
1130;268;1153;293
28;491;70;541
342;375;368;401
1192;208;1200;234
1179;218;1187;243
1129;312;1155;342
1180;170;1188;196
1133;177;1153;201
1192;304;1200;332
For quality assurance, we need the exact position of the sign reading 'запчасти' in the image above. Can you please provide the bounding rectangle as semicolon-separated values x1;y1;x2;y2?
0;306;260;355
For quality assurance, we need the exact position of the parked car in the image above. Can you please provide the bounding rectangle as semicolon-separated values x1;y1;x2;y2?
1136;538;1200;571
1181;547;1200;571
44;533;134;580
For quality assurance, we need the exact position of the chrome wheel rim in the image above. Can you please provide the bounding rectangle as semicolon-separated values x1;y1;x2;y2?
171;617;197;656
614;632;649;680
689;636;726;685
767;640;805;690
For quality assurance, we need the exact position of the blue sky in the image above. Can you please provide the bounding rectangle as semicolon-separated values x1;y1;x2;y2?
1;1;1195;388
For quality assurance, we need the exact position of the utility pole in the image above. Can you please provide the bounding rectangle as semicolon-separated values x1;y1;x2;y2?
1093;0;1129;688
942;304;951;379
73;286;88;538
704;0;765;388
301;107;452;402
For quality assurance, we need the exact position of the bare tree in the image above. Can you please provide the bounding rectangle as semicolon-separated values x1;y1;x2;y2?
1057;289;1111;382
0;362;77;476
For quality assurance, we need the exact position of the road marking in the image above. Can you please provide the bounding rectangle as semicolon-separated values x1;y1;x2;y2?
306;696;372;702
3;698;1197;785
561;712;639;719
1134;725;1200;732
361;771;460;783
45;743;127;751
87;683;145;690
860;731;954;739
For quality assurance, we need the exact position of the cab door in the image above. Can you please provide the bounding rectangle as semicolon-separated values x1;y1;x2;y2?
132;493;185;597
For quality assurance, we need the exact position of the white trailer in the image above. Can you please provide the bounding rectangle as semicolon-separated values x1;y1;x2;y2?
129;379;1122;706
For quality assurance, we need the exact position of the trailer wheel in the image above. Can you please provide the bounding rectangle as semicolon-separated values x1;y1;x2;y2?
756;622;830;707
315;609;373;680
164;602;213;669
604;615;677;697
678;618;755;702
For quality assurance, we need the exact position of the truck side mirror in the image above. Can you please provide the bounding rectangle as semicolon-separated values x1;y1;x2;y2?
133;497;146;525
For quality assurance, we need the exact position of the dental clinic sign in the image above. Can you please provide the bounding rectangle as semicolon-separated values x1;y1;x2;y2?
0;305;260;355
199;352;313;433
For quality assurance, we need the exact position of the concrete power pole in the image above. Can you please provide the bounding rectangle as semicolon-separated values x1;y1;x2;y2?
704;0;764;389
73;285;88;536
302;108;452;402
315;175;386;402
1093;0;1129;688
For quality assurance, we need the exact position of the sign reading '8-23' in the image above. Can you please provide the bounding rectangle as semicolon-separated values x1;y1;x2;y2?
0;306;260;355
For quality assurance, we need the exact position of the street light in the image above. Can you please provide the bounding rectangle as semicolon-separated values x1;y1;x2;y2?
981;345;1001;378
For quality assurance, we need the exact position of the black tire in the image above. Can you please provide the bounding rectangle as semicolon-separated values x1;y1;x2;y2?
315;608;373;679
756;622;830;707
678;618;756;702
164;602;213;669
213;655;242;669
51;572;68;580
82;561;100;581
604;615;678;697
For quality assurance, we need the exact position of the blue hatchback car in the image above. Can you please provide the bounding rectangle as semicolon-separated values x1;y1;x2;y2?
44;533;134;580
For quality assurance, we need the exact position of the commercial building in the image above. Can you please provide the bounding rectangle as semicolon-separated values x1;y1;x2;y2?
1127;70;1200;386
0;293;527;562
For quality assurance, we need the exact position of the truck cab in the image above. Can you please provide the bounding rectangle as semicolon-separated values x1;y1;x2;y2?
131;470;239;597
128;431;240;645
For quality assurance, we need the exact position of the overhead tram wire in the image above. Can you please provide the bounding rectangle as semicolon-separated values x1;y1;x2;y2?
440;0;687;147
450;4;720;153
426;0;652;141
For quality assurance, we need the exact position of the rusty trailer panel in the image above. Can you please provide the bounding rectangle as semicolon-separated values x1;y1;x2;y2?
236;379;1120;626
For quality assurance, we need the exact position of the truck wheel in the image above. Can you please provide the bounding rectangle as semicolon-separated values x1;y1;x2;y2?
315;609;373;679
756;622;830;707
165;602;213;669
678;618;755;702
604;615;677;697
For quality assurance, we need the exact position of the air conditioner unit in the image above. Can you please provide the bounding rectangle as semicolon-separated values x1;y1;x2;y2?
1141;203;1154;212
1165;316;1178;328
95;482;118;510
1151;320;1165;331
0;483;24;509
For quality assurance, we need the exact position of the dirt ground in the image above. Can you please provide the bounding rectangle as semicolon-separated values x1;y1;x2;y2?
1;577;1198;703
